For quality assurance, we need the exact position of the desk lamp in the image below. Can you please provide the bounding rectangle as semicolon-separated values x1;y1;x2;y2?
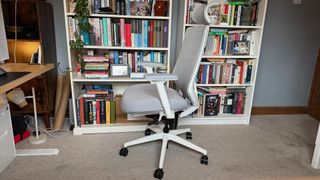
0;1;9;76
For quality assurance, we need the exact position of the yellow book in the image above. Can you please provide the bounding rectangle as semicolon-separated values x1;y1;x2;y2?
106;100;111;125
230;5;235;26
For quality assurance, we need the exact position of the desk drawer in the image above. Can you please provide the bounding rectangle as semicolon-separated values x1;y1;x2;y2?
0;106;10;133
0;105;15;173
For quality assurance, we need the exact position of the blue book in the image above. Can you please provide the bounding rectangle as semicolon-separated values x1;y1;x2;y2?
203;65;208;84
82;31;90;45
114;51;119;64
150;51;154;62
160;52;164;64
143;20;148;47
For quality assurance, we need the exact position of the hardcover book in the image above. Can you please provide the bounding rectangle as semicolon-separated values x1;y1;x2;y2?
203;94;219;116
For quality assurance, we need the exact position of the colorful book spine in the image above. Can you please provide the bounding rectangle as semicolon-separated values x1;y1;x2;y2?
120;18;125;47
102;18;108;46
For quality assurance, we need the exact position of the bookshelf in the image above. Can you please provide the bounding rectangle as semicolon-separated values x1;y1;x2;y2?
176;0;268;125
63;0;172;135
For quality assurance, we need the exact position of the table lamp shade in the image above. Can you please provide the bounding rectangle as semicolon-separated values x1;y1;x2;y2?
0;1;9;62
6;89;28;108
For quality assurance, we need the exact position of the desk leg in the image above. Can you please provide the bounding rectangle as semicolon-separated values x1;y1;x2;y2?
43;113;50;129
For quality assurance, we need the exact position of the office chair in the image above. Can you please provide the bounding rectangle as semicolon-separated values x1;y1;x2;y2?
119;26;209;179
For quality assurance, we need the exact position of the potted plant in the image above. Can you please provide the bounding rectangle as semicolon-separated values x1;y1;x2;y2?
69;0;91;73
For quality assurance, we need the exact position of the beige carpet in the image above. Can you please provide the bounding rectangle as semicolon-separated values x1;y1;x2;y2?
1;115;320;180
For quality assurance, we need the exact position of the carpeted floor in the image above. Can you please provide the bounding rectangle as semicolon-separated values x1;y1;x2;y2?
1;114;320;180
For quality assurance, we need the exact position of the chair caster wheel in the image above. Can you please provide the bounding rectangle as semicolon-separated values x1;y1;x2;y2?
200;155;208;165
186;132;192;140
145;128;152;136
154;168;164;179
119;147;128;157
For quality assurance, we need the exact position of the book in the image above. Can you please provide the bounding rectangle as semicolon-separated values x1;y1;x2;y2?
100;99;106;124
203;94;219;116
110;100;116;123
106;100;111;125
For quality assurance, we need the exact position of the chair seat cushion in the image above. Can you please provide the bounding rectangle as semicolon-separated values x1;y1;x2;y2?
121;84;190;114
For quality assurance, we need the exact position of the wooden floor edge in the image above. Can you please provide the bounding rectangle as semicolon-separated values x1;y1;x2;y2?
251;106;308;115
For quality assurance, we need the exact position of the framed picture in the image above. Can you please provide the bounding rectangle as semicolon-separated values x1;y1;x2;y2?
233;41;250;55
110;64;129;77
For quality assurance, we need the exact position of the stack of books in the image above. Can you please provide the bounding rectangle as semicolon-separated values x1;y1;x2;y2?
83;55;109;78
75;84;116;127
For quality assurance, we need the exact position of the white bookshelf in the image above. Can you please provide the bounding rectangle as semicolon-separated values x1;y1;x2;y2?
176;0;268;125
63;0;173;135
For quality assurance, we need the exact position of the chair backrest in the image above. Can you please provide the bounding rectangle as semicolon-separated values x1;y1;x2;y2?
172;26;209;107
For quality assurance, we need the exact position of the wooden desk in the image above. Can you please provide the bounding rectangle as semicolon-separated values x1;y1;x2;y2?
0;63;54;94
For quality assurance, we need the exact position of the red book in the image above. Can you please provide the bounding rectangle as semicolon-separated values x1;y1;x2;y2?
125;23;132;47
79;96;85;125
208;64;213;84
236;92;244;114
96;99;100;124
149;20;154;47
236;60;245;84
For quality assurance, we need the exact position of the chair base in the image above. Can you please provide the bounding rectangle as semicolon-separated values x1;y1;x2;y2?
121;127;207;177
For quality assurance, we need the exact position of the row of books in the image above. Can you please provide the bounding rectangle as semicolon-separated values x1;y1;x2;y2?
68;17;169;48
68;0;168;16
75;84;116;126
81;50;166;78
92;0;165;16
186;0;260;26
204;29;254;56
197;87;246;116
197;59;253;85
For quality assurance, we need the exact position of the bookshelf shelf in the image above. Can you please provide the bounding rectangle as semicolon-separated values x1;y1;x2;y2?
73;123;147;135
64;0;173;135
180;114;249;125
202;55;258;59
67;13;170;20
83;45;169;51
72;75;149;83
185;23;263;29
177;0;268;124
196;84;254;87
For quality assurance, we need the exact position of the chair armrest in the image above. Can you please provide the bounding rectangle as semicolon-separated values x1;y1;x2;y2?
136;61;166;73
144;74;178;81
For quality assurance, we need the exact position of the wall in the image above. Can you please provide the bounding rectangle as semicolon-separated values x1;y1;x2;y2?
47;0;69;74
253;0;320;106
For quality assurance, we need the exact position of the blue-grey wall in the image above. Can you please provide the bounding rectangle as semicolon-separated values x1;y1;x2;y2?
253;0;320;106
48;0;69;74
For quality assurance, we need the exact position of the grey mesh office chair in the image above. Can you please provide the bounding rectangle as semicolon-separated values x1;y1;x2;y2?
119;26;209;179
